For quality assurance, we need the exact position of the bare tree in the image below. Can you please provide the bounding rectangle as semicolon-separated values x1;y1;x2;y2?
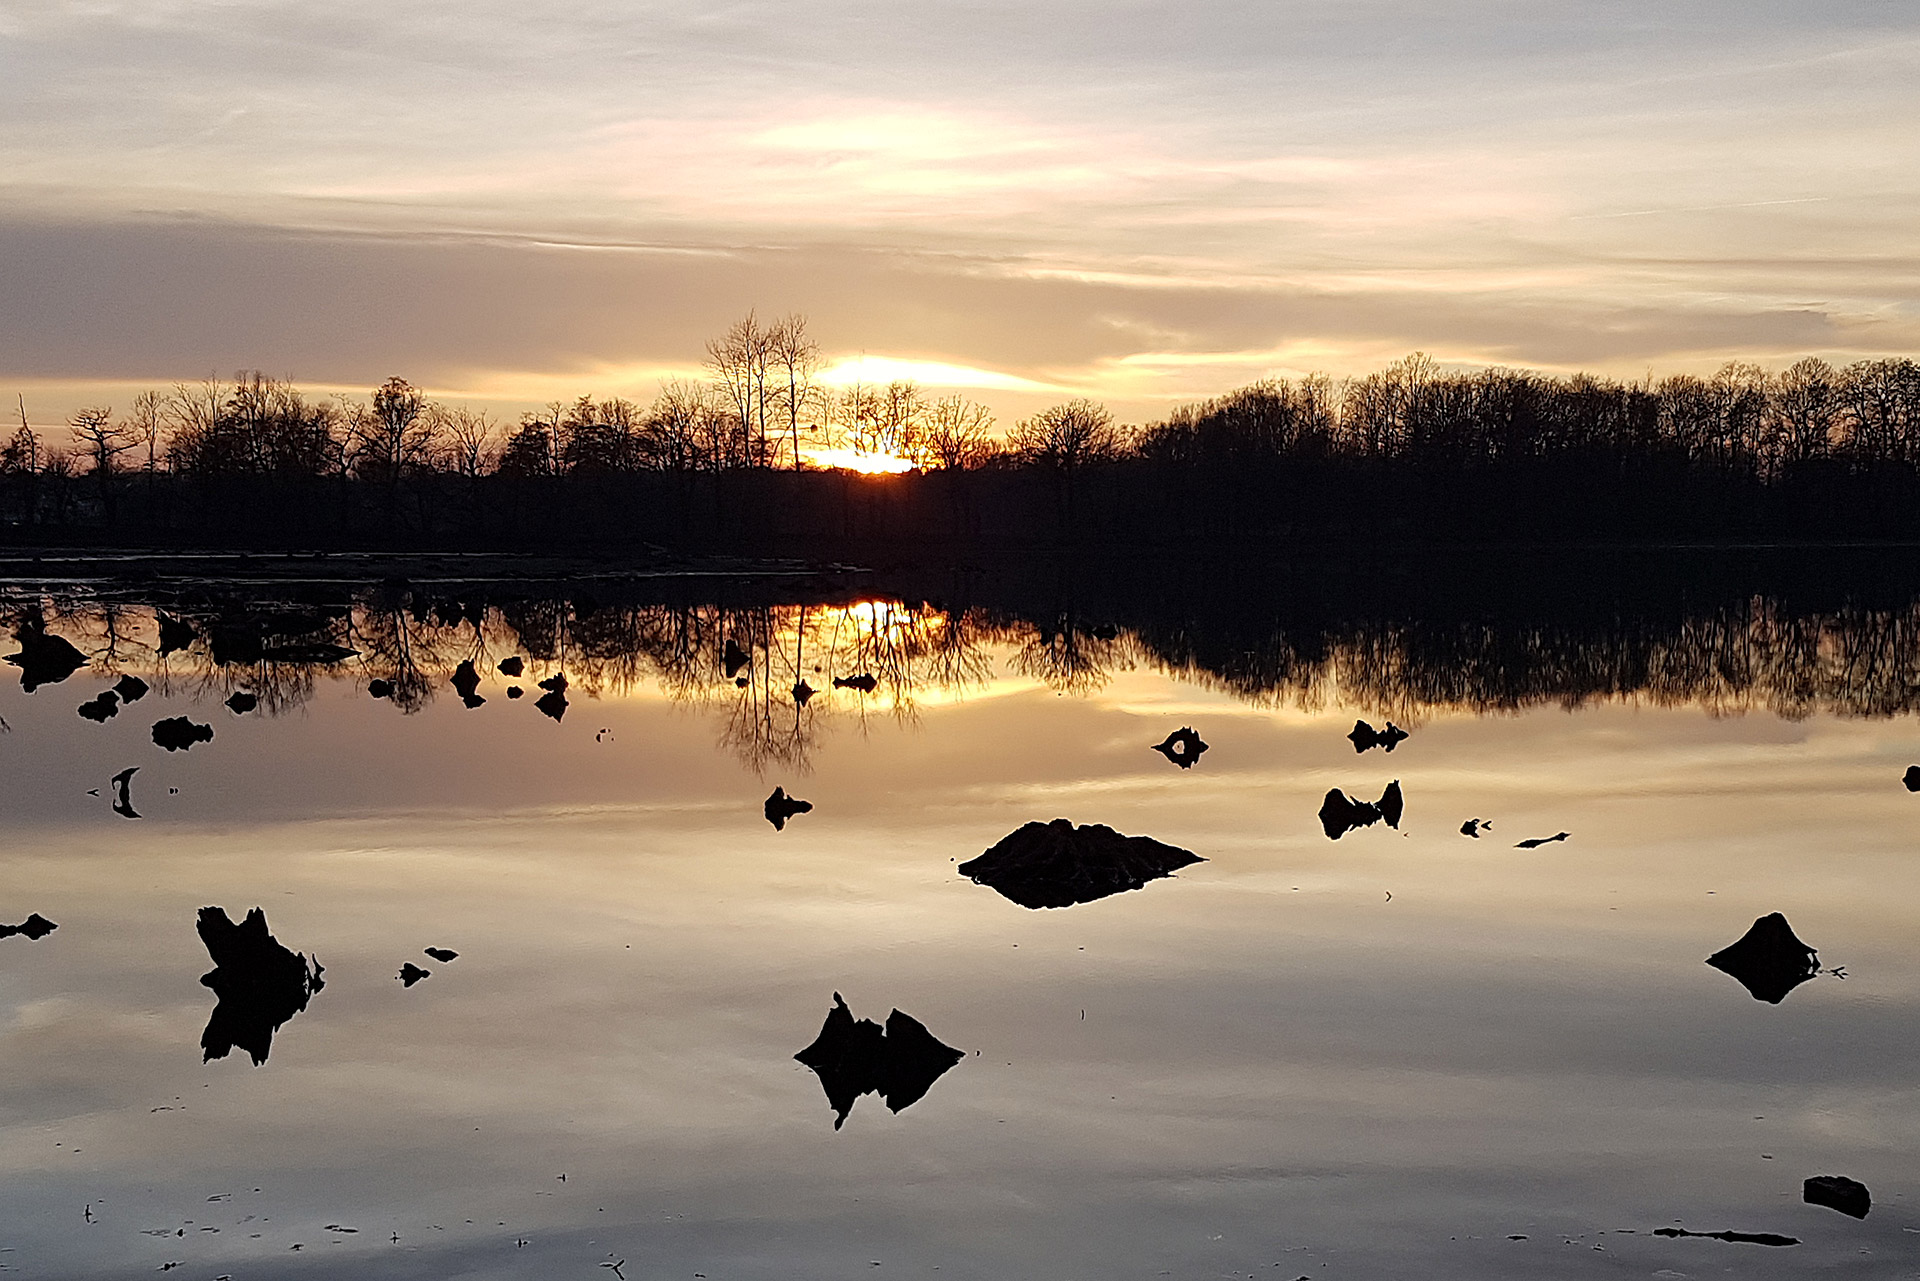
706;314;774;467
1007;398;1124;472
435;405;498;478
768;314;821;470
68;406;139;521
922;394;998;469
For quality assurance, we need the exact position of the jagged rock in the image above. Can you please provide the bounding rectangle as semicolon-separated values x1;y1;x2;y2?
793;994;964;1129
1803;1175;1870;1219
1707;912;1820;1004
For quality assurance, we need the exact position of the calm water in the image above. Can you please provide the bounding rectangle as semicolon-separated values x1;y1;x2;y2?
2;570;1918;1279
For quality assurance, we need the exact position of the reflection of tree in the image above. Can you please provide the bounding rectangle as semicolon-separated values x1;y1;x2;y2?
1010;616;1128;696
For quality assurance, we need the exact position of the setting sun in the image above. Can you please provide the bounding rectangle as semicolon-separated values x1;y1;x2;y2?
800;447;916;474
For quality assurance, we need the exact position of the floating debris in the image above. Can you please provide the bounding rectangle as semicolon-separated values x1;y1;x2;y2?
1514;831;1571;849
1652;1227;1798;1247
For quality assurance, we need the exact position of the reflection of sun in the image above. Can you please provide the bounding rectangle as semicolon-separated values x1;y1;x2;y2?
801;447;915;475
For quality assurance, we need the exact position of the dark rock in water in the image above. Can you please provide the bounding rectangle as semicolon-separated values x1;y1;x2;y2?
1707;912;1820;1004
225;691;258;714
0;913;57;940
260;642;357;664
765;786;813;830
451;659;481;702
537;672;568;693
792;680;815;706
793;993;964;1129
156;614;197;656
398;963;430;987
1460;818;1490;838
959;818;1203;909
1347;719;1410;753
1514;831;1571;849
723;638;751;678
1652;1226;1798;1247
113;674;150;703
1803;1175;1870;1219
1905;765;1920;793
497;655;524;677
534;688;567;721
424;947;458;963
1151;726;1209;769
833;673;878;693
6;620;88;692
197;906;323;1066
735;676;750;688
368;679;394;699
152;717;214;752
78;690;120;722
506;686;523;699
1318;781;1403;839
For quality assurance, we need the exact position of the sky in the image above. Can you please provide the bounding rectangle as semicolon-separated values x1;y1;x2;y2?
3;0;1918;426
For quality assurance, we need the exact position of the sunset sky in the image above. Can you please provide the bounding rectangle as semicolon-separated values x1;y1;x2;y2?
3;0;1917;424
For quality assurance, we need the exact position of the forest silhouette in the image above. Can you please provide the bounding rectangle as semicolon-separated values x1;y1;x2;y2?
8;320;1920;549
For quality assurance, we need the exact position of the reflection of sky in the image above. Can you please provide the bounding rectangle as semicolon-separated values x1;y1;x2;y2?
4;1;1918;422
3;630;1920;1278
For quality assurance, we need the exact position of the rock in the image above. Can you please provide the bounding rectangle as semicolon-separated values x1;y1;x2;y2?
793;994;964;1129
424;947;458;963
1707;912;1820;1004
832;673;878;693
1803;1175;1870;1219
1319;781;1403;839
399;963;430;987
0;913;57;940
497;656;524;677
152;717;214;752
534;688;567;721
78;690;120;722
959;818;1203;909
225;691;258;714
113;674;150;703
1150;726;1209;769
196;907;323;1065
765;786;813;830
6;621;88;692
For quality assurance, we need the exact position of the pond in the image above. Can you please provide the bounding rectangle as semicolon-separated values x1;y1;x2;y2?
1;560;1917;1279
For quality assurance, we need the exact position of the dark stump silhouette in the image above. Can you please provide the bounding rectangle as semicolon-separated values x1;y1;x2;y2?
399;962;430;987
534;687;568;721
792;680;815;706
723;639;751;678
225;691;258;714
1803;1175;1869;1219
368;679;394;699
833;673;877;692
1151;726;1209;769
0;913;57;940
1460;818;1490;838
424;947;458;962
152;717;214;752
1319;781;1403;840
7;622;88;692
793;993;964;1130
765;786;813;830
1347;719;1410;753
197;906;324;1066
497;655;524;677
451;659;483;707
507;686;523;699
78;690;120;722
1707;912;1819;1004
959;818;1203;908
113;674;150;703
1905;765;1920;793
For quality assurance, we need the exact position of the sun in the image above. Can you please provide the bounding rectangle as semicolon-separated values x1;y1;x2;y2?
800;447;916;474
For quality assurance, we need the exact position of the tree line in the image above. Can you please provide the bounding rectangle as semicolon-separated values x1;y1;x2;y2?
6;319;1920;547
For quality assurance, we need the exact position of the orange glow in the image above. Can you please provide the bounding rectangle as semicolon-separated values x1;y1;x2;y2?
801;447;916;474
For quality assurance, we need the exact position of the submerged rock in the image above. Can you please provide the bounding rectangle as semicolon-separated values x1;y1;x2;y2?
1803;1175;1870;1219
152;717;214;752
1707;912;1820;1004
958;818;1203;909
793;993;964;1129
197;906;323;1065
